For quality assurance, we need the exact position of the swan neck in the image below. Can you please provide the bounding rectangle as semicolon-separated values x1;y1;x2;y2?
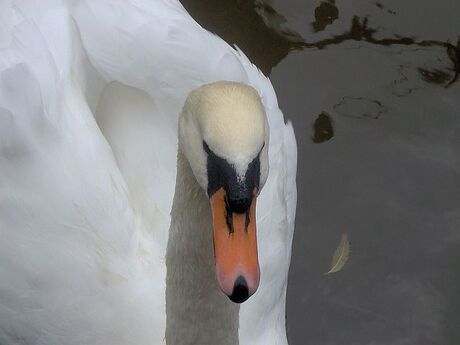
165;149;239;345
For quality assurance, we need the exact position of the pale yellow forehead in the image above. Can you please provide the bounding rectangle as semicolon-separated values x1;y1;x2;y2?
187;81;266;164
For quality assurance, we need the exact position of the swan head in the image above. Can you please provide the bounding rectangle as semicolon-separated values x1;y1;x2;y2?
179;81;269;303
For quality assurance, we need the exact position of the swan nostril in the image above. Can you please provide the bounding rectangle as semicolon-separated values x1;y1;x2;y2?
228;276;249;303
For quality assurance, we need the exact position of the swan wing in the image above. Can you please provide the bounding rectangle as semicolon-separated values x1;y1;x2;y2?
0;4;165;345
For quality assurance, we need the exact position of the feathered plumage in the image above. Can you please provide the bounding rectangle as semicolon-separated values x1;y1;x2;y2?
0;1;297;344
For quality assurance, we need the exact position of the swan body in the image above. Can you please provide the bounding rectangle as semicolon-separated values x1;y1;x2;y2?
0;1;297;345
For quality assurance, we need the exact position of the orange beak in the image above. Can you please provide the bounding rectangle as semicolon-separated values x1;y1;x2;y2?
210;188;260;303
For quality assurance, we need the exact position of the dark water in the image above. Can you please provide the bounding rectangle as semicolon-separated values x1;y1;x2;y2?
180;0;460;344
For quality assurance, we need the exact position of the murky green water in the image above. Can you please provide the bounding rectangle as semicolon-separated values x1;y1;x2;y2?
180;0;460;343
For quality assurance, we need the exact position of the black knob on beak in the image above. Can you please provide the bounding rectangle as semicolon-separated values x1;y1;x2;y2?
227;190;252;214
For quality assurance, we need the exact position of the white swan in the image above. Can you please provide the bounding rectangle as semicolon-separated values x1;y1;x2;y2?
0;1;297;345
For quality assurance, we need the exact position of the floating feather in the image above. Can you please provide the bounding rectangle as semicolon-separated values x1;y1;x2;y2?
325;233;350;274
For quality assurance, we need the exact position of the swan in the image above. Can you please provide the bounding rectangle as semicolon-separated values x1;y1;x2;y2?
0;1;297;345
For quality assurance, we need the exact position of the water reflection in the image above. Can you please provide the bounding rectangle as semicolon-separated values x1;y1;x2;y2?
181;0;459;88
312;1;339;33
446;39;460;86
375;2;397;16
179;0;303;74
312;112;334;143
418;68;452;85
300;16;458;88
333;97;386;120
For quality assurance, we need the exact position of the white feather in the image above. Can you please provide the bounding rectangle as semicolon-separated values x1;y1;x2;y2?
0;1;297;344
